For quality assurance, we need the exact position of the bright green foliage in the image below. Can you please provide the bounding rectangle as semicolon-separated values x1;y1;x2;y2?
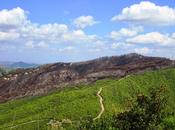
77;115;117;130
77;86;170;130
0;68;175;130
113;86;169;130
163;116;175;129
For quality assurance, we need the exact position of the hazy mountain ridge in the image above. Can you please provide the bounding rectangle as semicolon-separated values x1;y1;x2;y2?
0;61;38;69
0;53;174;102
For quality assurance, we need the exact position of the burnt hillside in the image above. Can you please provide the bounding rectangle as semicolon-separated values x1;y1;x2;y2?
0;53;174;102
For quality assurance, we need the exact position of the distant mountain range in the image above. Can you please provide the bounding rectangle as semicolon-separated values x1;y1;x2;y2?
0;61;39;69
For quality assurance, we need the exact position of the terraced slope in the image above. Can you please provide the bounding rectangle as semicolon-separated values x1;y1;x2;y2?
0;68;175;130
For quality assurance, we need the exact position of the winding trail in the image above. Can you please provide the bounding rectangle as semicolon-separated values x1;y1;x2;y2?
93;88;104;121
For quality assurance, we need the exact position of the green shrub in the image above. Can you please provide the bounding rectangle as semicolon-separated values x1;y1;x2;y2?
162;116;175;130
113;86;169;130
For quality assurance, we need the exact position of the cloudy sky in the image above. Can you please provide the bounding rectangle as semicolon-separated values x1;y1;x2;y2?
0;0;175;63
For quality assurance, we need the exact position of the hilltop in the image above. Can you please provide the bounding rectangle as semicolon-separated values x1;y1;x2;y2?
0;53;174;102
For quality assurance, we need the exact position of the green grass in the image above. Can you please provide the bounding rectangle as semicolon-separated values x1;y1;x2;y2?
0;68;175;130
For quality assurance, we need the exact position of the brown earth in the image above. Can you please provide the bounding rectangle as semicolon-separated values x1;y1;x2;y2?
0;53;174;102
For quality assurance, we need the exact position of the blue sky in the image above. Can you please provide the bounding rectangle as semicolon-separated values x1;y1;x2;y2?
0;0;175;63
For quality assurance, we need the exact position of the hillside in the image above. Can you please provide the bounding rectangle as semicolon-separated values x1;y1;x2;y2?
0;67;11;77
0;53;174;102
0;67;7;77
0;68;175;130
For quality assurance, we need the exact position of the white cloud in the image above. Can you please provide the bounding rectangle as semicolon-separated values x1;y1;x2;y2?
110;26;143;40
73;16;98;28
88;40;106;52
25;41;34;48
62;29;98;43
25;41;48;49
59;46;75;53
1;7;174;60
126;32;175;46
21;23;68;41
110;42;133;50
0;8;100;47
172;33;175;39
134;47;152;55
0;7;27;28
112;1;175;26
0;31;20;41
65;30;87;41
37;42;48;48
111;43;120;49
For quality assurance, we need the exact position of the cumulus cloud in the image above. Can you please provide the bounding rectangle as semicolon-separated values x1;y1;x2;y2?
110;42;133;50
1;7;174;60
73;16;98;28
87;40;107;52
126;32;175;46
62;29;98;43
134;47;152;55
20;23;69;42
111;1;175;26
0;31;20;41
0;7;27;29
110;26;143;40
0;7;100;50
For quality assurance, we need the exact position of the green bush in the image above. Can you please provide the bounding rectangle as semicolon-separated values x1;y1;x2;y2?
113;86;169;130
77;115;117;130
162;116;175;130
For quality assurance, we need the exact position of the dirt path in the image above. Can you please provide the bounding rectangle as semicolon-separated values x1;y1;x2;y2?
119;75;130;81
93;88;104;121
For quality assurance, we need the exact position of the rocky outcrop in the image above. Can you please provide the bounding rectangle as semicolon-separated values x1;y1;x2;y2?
0;53;174;102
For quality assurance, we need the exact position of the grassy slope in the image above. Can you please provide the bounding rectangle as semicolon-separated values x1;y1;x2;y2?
0;68;175;130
